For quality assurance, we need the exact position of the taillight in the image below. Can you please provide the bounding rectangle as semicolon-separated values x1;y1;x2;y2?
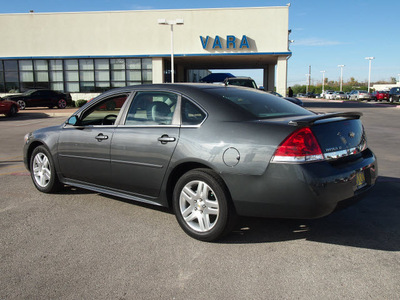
271;127;324;163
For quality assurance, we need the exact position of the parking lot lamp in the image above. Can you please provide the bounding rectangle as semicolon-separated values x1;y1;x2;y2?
365;57;375;93
157;18;184;83
338;65;345;91
320;70;326;94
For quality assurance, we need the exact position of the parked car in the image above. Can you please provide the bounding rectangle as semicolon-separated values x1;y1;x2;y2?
305;92;317;98
325;91;335;100
388;87;400;103
322;90;334;99
23;84;378;241
4;89;72;110
223;76;258;89
266;91;304;106
349;90;372;101
371;91;389;101
334;91;347;100
0;97;19;117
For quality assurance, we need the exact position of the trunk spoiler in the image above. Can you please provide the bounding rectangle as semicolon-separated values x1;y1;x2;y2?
288;112;363;126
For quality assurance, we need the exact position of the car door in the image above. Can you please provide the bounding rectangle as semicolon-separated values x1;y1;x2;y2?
110;91;180;198
57;93;130;186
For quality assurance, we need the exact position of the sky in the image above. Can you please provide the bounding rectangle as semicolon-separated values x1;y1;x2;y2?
1;0;399;87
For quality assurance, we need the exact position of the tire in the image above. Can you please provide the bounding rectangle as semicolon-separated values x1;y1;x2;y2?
389;96;394;103
57;99;67;109
6;105;18;117
17;100;26;110
30;146;62;193
173;168;236;242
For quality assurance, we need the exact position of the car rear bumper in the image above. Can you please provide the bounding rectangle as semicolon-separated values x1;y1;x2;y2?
225;149;378;219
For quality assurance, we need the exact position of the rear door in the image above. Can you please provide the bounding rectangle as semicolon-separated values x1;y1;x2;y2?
110;91;179;198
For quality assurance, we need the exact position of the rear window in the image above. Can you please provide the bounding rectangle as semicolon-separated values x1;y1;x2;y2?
209;88;312;119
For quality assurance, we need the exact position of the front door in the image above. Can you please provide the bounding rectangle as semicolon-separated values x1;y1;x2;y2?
57;94;130;186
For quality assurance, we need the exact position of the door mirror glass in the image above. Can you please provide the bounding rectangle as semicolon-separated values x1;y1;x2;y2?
66;116;78;126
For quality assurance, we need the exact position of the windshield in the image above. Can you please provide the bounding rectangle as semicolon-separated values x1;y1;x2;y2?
23;89;37;95
209;88;313;119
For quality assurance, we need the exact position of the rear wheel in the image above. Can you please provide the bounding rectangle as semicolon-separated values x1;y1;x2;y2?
57;99;67;109
30;146;62;193
173;168;236;241
17;100;26;110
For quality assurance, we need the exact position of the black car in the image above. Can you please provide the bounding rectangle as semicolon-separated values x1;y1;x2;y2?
388;87;400;103
23;84;377;241
223;76;259;89
4;89;72;110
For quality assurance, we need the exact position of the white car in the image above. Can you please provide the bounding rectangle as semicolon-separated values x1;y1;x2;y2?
325;91;335;100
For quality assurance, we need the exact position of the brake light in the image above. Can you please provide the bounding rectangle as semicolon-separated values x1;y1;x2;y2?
271;127;324;163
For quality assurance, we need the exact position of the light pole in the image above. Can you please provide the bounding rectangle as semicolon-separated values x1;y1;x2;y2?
397;73;400;84
365;57;375;93
338;65;345;91
320;70;326;95
158;18;184;83
305;74;310;94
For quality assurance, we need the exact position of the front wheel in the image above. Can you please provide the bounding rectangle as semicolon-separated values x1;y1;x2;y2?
30;146;62;193
173;169;236;241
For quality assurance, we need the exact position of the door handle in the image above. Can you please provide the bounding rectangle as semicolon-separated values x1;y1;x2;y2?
158;135;176;144
95;133;109;141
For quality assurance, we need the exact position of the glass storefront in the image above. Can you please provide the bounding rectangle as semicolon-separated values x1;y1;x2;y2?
0;57;152;93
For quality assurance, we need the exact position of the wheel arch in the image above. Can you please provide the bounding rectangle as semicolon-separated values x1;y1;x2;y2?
25;141;46;171
165;162;234;211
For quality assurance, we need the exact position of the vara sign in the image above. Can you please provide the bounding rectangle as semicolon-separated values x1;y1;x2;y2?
200;35;250;50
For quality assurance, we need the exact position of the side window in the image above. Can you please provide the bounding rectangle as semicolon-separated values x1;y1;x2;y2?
125;91;177;125
80;94;128;126
181;98;206;125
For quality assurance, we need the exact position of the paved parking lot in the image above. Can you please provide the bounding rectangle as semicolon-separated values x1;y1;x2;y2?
1;101;399;299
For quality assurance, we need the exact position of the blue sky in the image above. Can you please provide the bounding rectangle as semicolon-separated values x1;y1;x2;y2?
2;0;399;86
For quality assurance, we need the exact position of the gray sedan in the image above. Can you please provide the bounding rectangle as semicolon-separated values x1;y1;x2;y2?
23;84;378;241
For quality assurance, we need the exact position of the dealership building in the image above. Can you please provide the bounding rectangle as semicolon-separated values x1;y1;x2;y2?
0;6;291;98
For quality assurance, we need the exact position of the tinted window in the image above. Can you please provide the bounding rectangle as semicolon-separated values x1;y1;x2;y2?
80;94;128;126
181;98;206;125
209;88;312;119
125;91;177;125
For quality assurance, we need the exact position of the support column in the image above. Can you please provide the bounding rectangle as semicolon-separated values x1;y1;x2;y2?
263;65;275;92
152;57;164;83
276;56;288;96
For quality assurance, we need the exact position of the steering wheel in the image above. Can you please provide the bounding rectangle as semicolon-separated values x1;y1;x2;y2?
102;114;118;125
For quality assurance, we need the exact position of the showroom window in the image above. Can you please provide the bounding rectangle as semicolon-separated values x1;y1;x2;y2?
0;58;153;93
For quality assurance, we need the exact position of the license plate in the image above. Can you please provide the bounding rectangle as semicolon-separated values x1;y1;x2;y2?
355;171;367;190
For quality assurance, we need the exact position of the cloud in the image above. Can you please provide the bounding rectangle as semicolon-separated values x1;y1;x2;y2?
293;38;343;47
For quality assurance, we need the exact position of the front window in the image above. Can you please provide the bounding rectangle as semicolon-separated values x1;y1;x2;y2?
80;94;129;126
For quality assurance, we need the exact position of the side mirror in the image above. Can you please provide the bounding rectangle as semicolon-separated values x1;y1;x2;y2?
66;116;79;126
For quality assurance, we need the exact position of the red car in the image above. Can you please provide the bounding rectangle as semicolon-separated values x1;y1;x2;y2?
372;91;389;101
0;97;19;117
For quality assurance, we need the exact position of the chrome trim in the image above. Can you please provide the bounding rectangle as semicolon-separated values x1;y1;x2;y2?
111;159;163;169
58;154;110;163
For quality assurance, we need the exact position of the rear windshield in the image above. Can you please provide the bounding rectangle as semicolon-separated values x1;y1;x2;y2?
208;88;313;119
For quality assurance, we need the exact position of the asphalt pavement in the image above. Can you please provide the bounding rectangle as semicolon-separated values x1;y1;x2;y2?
0;100;399;299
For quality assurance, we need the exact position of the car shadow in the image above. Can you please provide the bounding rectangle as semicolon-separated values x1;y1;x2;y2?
0;112;51;121
220;176;400;251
